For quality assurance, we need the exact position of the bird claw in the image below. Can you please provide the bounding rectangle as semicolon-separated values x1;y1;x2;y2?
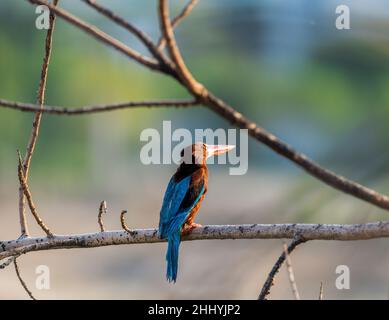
182;223;202;235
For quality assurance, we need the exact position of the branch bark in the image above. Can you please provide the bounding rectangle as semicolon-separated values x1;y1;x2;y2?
1;222;389;261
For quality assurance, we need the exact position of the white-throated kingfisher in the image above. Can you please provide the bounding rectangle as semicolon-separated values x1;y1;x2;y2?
158;143;235;282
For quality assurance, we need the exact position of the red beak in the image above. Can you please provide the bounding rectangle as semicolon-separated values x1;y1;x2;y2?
206;144;235;159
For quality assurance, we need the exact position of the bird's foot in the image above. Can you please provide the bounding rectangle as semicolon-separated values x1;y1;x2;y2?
182;223;202;235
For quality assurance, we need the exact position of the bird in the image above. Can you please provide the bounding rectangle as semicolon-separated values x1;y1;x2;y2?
158;142;235;282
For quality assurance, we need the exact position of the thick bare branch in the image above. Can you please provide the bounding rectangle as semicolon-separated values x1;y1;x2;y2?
157;0;199;50
258;237;306;300
13;258;36;300
0;98;199;115
1;222;389;261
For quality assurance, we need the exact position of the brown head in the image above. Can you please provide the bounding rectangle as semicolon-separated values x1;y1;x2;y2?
180;143;235;166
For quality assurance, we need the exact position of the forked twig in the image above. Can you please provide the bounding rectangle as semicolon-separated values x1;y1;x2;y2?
258;237;306;300
157;0;199;50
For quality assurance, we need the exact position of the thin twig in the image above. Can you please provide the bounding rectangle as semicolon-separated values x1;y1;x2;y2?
120;210;132;234
0;98;199;115
2;222;389;261
283;242;300;300
14;258;36;300
258;237;306;300
319;282;324;300
98;201;107;232
157;0;199;50
18;152;54;237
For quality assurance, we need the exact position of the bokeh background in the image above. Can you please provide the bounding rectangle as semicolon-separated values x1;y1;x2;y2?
1;0;389;299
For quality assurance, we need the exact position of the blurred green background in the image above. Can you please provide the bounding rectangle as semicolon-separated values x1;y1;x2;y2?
1;0;389;299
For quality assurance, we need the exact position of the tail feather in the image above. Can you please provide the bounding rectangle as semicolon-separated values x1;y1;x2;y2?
166;232;181;283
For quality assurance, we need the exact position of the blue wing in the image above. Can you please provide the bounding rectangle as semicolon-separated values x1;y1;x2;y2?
158;175;192;238
158;175;205;238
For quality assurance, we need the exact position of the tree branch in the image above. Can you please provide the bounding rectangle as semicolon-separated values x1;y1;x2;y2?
0;98;199;115
1;222;389;261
